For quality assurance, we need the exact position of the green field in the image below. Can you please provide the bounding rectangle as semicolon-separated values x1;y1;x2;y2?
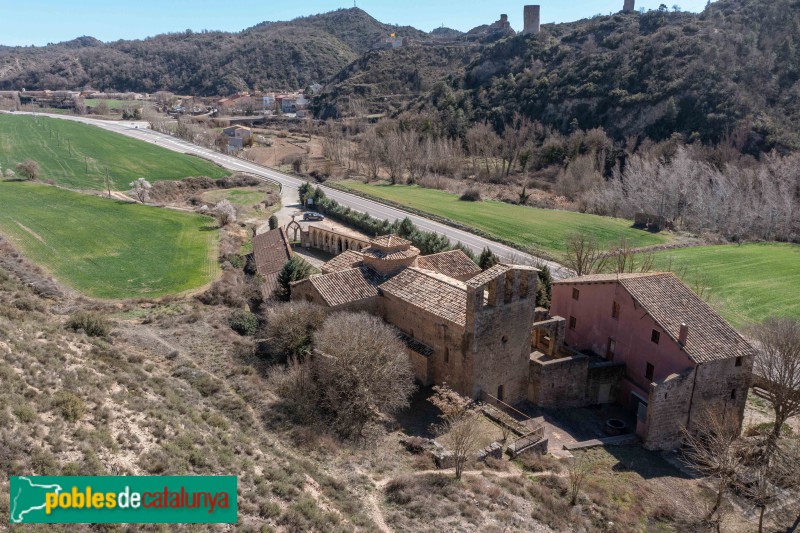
201;188;268;207
84;99;142;110
0;181;219;299
0;115;229;190
340;182;670;258
653;244;800;327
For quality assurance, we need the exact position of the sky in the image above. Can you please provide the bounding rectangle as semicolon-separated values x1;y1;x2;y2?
0;0;713;47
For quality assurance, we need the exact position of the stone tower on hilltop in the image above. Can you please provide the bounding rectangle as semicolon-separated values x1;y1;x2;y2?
623;0;636;12
523;5;540;35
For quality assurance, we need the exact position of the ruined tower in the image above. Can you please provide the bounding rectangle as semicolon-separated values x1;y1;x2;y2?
523;5;540;35
623;0;635;12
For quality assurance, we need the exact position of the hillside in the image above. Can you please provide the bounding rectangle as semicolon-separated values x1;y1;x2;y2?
416;0;800;152
0;8;426;95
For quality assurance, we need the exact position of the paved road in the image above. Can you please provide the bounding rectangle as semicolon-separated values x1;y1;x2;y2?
12;111;568;277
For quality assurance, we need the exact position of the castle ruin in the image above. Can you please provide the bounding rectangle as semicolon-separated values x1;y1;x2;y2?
523;5;540;35
623;0;636;13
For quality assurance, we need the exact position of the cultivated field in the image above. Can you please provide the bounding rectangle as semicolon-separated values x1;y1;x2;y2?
653;243;800;327
0;114;229;190
340;182;670;258
83;98;142;110
0;182;219;299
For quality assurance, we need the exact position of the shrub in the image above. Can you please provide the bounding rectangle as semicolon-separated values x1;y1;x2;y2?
260;301;327;363
66;311;111;337
229;309;259;336
52;392;86;422
268;215;279;230
459;188;482;201
16;159;40;181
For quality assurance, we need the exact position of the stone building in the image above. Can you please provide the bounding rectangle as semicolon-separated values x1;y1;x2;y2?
291;234;539;404
549;273;755;450
523;5;541;35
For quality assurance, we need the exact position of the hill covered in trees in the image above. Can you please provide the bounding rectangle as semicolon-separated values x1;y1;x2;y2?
402;0;800;153
0;8;427;95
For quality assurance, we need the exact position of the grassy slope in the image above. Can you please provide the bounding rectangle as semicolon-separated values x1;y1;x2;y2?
653;244;800;328
0;115;229;190
341;182;670;257
83;99;142;109
201;188;267;207
0;182;219;299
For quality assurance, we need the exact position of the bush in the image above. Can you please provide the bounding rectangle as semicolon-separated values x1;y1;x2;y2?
229;309;259;336
66;311;111;337
459;188;482;201
52;392;86;422
16;159;40;181
268;215;279;230
260;301;327;363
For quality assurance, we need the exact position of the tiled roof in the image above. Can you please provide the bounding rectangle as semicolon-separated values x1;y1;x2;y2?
253;228;292;277
466;264;512;288
370;234;412;249
552;272;657;284
619;273;754;363
307;267;383;307
399;332;434;357
380;267;467;326
415;250;481;280
558;272;754;363
322;250;364;274
362;246;420;261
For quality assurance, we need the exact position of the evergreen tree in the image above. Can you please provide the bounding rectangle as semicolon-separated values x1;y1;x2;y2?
536;264;553;308
478;247;500;270
276;256;314;301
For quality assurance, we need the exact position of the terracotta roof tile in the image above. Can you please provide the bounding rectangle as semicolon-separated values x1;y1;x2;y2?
619;273;754;363
552;272;657;284
307;267;383;307
415;250;481;280
321;250;364;274
253;228;292;276
370;234;412;249
380;267;467;326
362;246;420;261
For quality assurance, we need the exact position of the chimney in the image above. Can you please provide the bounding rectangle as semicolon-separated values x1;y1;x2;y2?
523;5;541;35
679;323;689;346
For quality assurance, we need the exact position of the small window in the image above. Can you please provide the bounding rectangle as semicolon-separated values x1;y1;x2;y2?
612;301;620;319
572;288;580;300
651;330;660;344
497;385;504;402
606;338;616;360
735;356;743;367
444;347;449;364
731;388;737;399
645;363;654;381
569;316;577;330
501;335;508;344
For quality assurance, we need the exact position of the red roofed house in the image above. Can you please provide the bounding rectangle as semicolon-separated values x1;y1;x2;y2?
550;273;755;450
252;228;293;298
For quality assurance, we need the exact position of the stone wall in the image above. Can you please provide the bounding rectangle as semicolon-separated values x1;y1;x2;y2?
467;268;538;404
528;352;589;408
643;355;754;450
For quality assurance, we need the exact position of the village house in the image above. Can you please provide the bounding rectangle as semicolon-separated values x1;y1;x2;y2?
545;273;755;450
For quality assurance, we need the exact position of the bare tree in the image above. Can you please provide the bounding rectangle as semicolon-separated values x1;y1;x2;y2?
15;159;40;181
212;199;237;226
741;465;778;533
608;237;655;274
129;177;152;204
564;231;608;276
430;385;482;480
749;317;800;456
567;453;594;505
313;313;415;442
260;301;327;363
680;410;745;524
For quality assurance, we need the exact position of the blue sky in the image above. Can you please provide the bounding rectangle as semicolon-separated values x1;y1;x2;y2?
0;0;713;47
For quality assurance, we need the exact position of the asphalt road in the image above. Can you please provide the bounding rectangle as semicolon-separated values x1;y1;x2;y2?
12;111;568;277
